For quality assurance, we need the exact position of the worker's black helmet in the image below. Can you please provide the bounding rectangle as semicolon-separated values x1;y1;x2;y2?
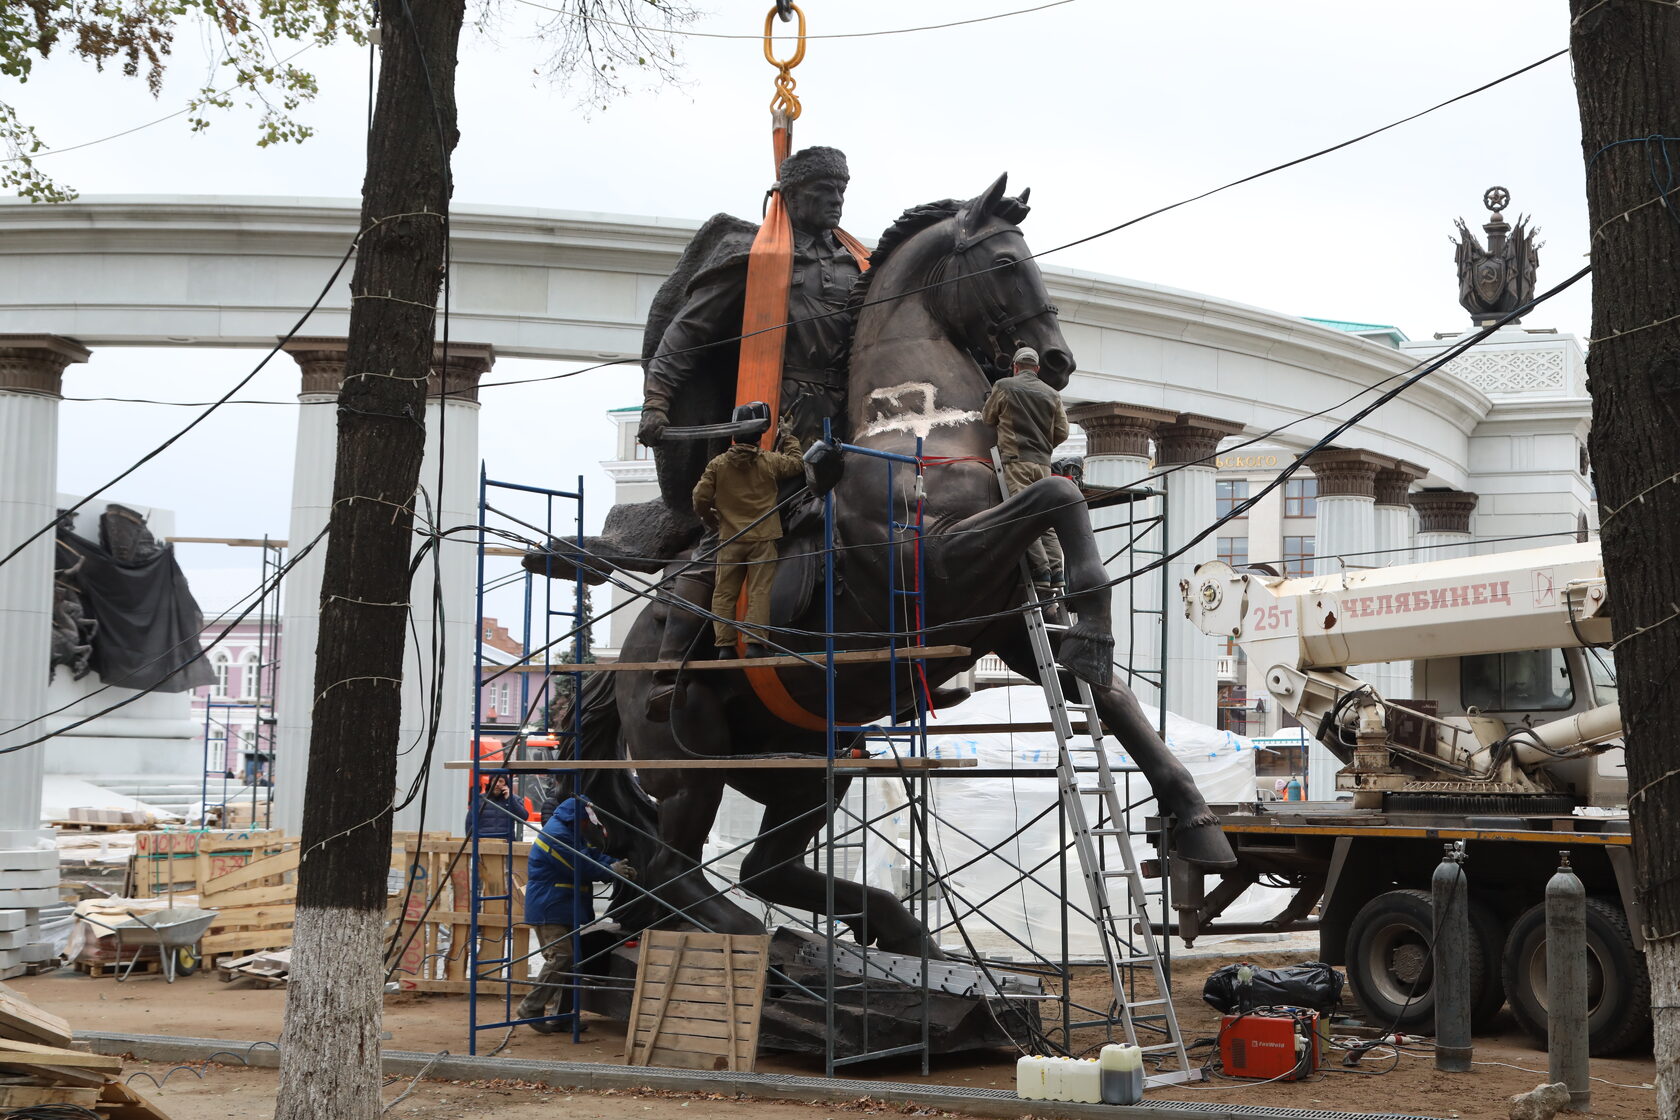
732;401;771;443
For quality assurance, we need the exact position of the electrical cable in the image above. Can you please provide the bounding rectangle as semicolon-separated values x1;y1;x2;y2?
510;0;1081;41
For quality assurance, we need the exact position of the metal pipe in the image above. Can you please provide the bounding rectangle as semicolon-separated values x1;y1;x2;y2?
1432;842;1472;1072
1546;851;1590;1111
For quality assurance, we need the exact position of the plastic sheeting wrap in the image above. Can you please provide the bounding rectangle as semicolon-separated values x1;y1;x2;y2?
916;686;1275;956
701;685;1290;957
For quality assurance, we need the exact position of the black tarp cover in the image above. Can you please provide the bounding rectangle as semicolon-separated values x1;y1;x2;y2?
59;525;215;693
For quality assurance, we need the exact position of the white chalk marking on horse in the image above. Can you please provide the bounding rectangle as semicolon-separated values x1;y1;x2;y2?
860;381;980;440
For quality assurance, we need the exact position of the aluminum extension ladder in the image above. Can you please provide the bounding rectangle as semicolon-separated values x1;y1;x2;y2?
993;451;1199;1087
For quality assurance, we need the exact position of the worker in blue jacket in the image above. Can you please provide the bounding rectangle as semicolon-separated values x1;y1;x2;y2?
465;775;522;841
517;796;633;1030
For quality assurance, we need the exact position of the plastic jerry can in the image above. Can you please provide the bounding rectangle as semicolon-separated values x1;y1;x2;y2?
1099;1043;1144;1104
1015;1055;1047;1100
1063;1058;1102;1103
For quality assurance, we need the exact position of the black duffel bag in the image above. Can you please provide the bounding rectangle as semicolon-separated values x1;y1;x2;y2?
1202;961;1344;1014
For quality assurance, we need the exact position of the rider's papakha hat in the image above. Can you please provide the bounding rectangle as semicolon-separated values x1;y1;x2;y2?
778;146;850;190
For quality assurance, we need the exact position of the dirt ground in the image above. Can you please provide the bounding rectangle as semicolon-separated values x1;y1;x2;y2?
11;950;1659;1120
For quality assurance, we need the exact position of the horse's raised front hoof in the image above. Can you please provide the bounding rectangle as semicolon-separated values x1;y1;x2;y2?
1172;816;1238;870
1056;619;1114;688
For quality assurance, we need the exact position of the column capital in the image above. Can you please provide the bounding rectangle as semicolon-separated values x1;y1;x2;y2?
1155;413;1244;467
1410;488;1479;533
1067;401;1177;458
282;336;349;397
0;335;90;398
1302;447;1391;499
429;342;494;403
1374;459;1428;507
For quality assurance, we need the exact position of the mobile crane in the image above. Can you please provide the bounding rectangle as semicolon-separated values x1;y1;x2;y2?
1174;541;1648;1054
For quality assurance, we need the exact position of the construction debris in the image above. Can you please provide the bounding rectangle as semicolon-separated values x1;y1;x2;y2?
0;979;175;1117
217;948;290;988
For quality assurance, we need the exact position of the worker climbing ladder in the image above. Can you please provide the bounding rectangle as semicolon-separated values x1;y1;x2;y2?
993;450;1200;1087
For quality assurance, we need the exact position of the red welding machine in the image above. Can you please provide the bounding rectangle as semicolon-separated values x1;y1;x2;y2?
1218;1011;1320;1080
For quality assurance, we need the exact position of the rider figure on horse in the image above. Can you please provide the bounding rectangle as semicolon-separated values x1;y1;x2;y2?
637;145;861;456
638;147;864;721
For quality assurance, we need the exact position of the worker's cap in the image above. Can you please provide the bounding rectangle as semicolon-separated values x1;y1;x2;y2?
778;146;849;190
1012;346;1040;369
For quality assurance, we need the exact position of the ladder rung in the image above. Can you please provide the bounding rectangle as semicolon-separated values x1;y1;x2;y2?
1139;1042;1184;1054
1125;998;1171;1008
1077;786;1114;795
1090;828;1131;837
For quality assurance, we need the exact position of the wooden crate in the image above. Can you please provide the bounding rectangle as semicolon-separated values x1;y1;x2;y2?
126;830;289;899
626;931;769;1072
386;833;533;995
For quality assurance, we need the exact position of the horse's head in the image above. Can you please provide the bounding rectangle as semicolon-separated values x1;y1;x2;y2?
937;173;1076;389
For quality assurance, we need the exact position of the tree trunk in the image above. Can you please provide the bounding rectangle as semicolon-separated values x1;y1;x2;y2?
1569;4;1680;1114
275;1;463;1116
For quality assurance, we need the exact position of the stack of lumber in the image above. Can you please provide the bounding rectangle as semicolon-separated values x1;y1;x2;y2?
0;982;175;1117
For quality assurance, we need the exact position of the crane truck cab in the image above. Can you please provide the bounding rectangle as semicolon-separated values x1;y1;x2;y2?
1173;541;1649;1056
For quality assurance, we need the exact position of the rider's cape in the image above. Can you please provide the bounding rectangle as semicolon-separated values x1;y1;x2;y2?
642;213;760;515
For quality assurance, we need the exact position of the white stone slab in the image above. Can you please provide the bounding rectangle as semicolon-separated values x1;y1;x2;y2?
21;942;52;962
0;848;56;870
0;948;23;969
0;909;27;931
0;869;57;889
0;928;25;949
0;888;57;908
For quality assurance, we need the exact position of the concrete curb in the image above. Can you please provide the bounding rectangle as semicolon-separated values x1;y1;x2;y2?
78;1031;1432;1120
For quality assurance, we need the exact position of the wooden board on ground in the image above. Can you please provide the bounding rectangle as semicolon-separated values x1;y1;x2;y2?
625;931;768;1073
0;984;73;1048
0;1080;102;1107
0;1039;123;1072
98;1076;179;1119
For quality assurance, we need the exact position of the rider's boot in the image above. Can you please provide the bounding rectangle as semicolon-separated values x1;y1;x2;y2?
645;565;715;722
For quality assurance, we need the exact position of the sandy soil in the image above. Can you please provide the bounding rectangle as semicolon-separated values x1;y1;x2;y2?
11;950;1659;1120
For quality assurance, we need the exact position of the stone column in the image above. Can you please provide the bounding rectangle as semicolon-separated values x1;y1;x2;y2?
272;339;348;836
393;344;492;835
1156;414;1243;726
1069;403;1177;710
1411;490;1479;563
0;337;88;833
0;337;85;969
1373;462;1426;699
1304;449;1387;579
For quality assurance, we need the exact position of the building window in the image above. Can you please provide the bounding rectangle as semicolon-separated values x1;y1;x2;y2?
633;440;652;461
1216;479;1249;519
1284;477;1317;518
210;651;231;699
1282;535;1315;577
497;681;511;717
1217;536;1248;568
1217;686;1249;737
241;652;262;700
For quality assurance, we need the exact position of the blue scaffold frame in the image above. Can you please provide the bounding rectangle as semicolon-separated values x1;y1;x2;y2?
467;467;587;1051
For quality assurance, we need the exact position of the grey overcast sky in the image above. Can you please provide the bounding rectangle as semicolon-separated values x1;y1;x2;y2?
7;1;1588;620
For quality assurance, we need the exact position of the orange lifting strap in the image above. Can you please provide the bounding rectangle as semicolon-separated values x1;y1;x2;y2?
736;3;867;730
735;2;869;449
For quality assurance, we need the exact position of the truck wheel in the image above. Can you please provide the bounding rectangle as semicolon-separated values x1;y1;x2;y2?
1467;900;1506;1029
1346;889;1486;1033
1501;896;1651;1056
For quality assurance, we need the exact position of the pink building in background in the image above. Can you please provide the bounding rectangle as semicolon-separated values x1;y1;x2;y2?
187;618;279;781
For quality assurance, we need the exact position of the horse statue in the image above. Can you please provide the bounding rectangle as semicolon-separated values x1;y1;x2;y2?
560;174;1237;954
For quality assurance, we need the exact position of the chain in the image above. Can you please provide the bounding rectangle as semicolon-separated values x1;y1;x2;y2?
763;3;806;121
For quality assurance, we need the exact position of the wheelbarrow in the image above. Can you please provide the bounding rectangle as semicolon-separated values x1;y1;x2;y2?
81;907;219;982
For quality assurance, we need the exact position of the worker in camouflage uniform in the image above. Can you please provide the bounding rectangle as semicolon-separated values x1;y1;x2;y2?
982;346;1069;605
690;402;806;660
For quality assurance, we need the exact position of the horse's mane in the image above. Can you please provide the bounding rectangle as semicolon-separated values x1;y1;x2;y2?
847;199;963;312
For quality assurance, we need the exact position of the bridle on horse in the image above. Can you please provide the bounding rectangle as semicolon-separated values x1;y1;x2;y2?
941;220;1060;369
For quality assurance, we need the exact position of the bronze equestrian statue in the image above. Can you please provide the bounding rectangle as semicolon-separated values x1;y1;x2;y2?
539;173;1238;953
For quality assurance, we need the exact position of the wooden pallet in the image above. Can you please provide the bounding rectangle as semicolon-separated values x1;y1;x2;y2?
51;821;144;834
71;956;160;979
625;931;769;1073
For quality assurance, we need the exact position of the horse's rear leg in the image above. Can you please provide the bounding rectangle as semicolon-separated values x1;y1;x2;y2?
990;630;1238;871
643;776;764;935
737;785;939;957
